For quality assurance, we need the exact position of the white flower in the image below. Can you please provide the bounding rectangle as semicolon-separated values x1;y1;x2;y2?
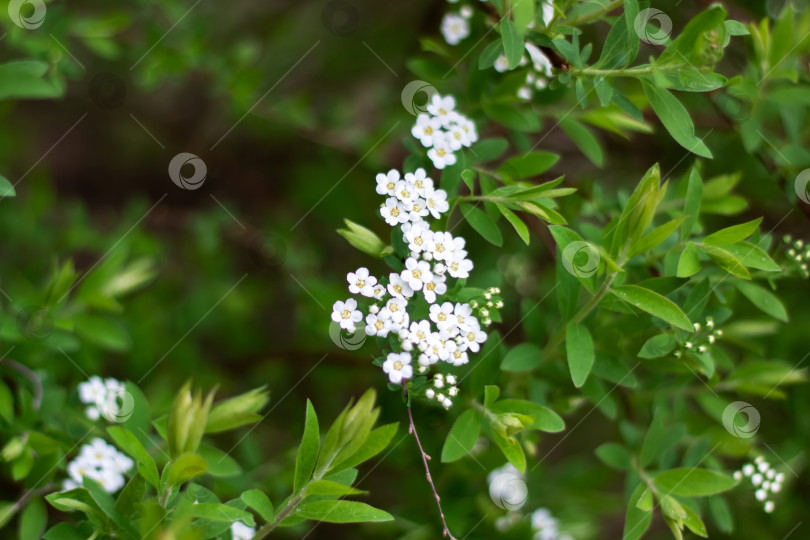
231;521;255;540
453;303;475;332
446;348;469;366
394;179;418;205
401;257;434;291
331;298;363;333
383;352;413;384
518;86;533;100
347;267;378;297
411;114;443;148
427;137;457;170
371;283;386;299
446;251;474;279
430;302;457;333
541;0;555;26
408;320;433;349
460;5;473;18
427;95;457;126
65;438;132;494
461;118;478;144
404;168;434;196
526;42;553;77
365;312;393;337
375;169;400;196
441;14;470;46
427;231;454;261
387;272;415;299
422;273;447;304
460;321;488;352
494;54;510;73
404;219;434;253
420;188;449;220
426;332;456;362
381;297;408;323
381;197;409;226
407;197;430;221
78;376;107;405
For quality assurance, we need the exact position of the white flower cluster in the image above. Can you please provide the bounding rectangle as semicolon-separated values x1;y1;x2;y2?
530;508;572;540
62;438;133;493
495;42;556;100
440;6;473;46
424;373;459;408
331;161;492;406
78;376;127;421
231;521;255;540
733;457;785;513
411;95;478;169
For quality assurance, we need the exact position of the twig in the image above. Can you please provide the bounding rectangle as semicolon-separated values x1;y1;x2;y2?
0;357;43;410
402;387;457;540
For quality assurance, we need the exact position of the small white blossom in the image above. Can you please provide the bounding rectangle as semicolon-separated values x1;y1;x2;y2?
375;169;400;196
424;187;450;219
365;312;393;337
381;197;409;226
331;298;363;333
441;13;470;45
404;219;434;253
347;267;377;297
494;54;510;73
401;257;434;291
383;352;413;384
387;272;415;299
381;296;408;323
426;95;457;126
411;114;443;148
422;273;447;304
427;137;457;170
231;521;255;540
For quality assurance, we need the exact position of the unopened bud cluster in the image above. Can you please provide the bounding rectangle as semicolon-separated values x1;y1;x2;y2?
424;374;458;409
782;235;809;279
733;457;784;513
469;287;504;327
674;316;722;357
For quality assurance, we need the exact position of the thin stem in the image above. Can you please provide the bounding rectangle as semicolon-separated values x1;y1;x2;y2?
252;493;305;539
0;357;43;410
403;387;457;540
569;66;655;78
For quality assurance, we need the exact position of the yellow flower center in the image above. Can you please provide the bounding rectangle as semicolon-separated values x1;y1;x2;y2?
387;182;395;190
415;237;423;245
415;180;423;189
413;204;421;212
341;310;350;319
426;282;435;291
391;208;400;217
436;148;446;157
356;279;365;288
425;127;433;135
451;262;459;271
467;332;475;341
390;304;399;312
394;285;402;293
439;108;447;115
375;320;384;330
454;350;462;359
428;200;435;207
457;315;465;324
438;313;446;321
436;244;445;252
393;361;403;370
412;270;421;279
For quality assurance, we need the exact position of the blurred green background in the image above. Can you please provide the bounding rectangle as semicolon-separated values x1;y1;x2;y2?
1;0;808;538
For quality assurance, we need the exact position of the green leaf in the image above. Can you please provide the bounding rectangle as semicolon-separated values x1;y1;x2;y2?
496;203;530;245
73;314;131;352
307;480;365;496
294;400;320;493
114;475;145;517
471;138;508;162
623;482;653;540
512;0;535;34
331;422;398;473
629;217;685;258
610;285;693;331
598;6;639;69
723;242;780;271
682;504;708;537
559;118;604;167
497;152;560;180
488;399;565;432
0;61;61;100
595;443;631;469
0;175;16;198
198;445;242;477
166;453;207;487
735;281;788;322
654;468;737;497
642;81;713;158
484;385;500;409
501;18;524;69
565;322;594;388
295;500;394;523
681;167;703;238
242;489;274;522
491;430;526;473
19;497;46;540
501;343;542;372
704;218;762;246
107;427;160;489
677;242;701;277
441;409;481;462
461;204;503;246
637;334;676;358
701;245;750;279
191;503;255;525
640;408;664;467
